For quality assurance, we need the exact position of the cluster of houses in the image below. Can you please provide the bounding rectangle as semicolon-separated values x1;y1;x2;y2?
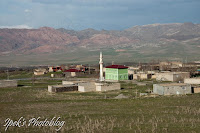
127;62;200;95
34;65;88;77
32;52;200;96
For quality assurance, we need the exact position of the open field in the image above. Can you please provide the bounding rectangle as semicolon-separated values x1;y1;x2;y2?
0;78;200;133
0;43;200;67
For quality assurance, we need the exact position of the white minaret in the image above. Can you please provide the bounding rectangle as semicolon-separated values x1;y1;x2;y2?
99;52;104;81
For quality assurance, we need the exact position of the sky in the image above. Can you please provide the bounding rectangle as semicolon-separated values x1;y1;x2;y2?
0;0;200;30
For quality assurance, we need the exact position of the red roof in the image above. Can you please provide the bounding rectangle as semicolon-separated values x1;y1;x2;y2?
64;69;81;72
105;65;128;69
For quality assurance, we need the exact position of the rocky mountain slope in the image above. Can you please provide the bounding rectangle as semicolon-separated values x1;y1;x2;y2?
0;23;200;55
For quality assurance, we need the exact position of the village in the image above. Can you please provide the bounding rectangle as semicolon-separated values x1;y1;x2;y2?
1;52;200;97
1;52;200;132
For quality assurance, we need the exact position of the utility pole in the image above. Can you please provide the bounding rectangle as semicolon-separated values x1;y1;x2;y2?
89;64;90;74
112;61;114;65
5;69;9;80
135;89;138;98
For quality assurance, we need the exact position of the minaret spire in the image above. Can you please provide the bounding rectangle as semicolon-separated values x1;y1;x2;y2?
99;52;104;81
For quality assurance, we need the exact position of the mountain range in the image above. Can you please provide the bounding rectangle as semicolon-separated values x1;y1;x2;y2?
0;22;199;54
0;23;200;66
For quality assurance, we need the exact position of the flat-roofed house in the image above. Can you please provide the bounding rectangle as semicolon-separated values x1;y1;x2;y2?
153;83;191;95
156;72;190;82
105;65;128;81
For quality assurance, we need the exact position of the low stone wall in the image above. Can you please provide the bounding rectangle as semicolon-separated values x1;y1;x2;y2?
48;85;78;92
95;82;121;92
62;81;76;85
0;80;17;88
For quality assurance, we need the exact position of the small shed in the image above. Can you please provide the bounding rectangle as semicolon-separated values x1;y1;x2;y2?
153;83;191;95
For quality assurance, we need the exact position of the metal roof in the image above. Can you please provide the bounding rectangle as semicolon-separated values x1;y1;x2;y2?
64;69;81;72
105;65;128;69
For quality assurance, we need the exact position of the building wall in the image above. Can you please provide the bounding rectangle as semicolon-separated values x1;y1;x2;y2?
153;84;165;95
173;73;190;82
118;69;128;80
156;72;190;82
0;80;17;88
153;84;191;95
156;73;174;81
78;82;96;92
34;71;45;75
133;74;140;80
184;78;200;84
48;67;54;72
133;73;151;80
193;87;200;93
71;72;76;77
105;68;128;80
151;75;156;79
105;68;118;80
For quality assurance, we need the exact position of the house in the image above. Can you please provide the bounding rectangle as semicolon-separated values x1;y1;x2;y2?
48;67;54;72
133;73;152;80
52;66;62;72
153;83;191;95
156;72;190;82
63;69;81;77
34;68;47;75
76;65;87;72
105;65;128;81
159;61;183;70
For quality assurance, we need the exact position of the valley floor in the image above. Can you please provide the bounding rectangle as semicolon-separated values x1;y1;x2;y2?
0;78;200;133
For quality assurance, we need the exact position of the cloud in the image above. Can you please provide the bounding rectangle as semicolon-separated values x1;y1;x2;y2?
24;9;31;13
0;0;200;30
0;25;33;29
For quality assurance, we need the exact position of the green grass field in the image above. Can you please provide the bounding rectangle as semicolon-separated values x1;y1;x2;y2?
0;78;200;133
1;43;200;67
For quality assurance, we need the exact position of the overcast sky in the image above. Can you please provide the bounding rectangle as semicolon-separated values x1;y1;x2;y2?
0;0;199;30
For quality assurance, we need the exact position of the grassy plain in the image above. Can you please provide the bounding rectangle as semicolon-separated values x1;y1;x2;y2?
0;77;200;133
0;43;200;67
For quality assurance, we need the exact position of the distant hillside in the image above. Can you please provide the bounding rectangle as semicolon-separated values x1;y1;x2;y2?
0;22;200;54
0;23;200;66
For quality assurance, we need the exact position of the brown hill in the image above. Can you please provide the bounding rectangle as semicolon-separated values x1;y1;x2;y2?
0;23;200;55
0;27;79;53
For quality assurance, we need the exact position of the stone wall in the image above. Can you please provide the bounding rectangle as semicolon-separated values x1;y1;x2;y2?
0;80;17;88
48;85;78;92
